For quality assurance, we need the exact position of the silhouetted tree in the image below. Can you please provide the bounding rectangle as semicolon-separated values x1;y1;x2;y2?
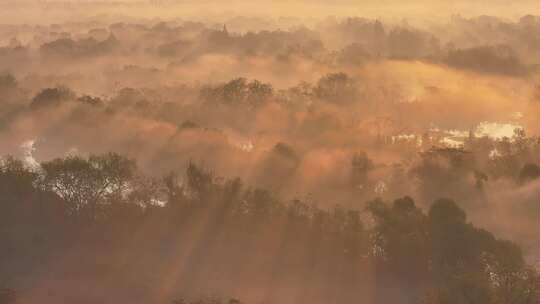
30;86;76;109
40;153;136;220
314;72;357;103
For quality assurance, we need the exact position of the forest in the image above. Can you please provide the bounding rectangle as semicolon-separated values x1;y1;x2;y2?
2;1;540;303
1;152;539;304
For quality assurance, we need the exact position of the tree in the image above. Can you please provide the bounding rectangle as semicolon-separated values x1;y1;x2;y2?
425;198;540;304
314;72;357;103
40;153;136;220
430;271;494;304
164;171;185;206
351;151;373;188
184;162;214;202
30;86;76;109
222;78;248;105
487;240;540;304
368;197;428;277
201;78;273;107
0;156;39;198
246;79;273;106
427;198;473;271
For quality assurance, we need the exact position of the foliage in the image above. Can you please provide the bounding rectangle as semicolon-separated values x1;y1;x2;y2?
0;153;537;304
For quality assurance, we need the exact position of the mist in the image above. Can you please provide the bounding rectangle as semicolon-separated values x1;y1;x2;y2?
1;2;540;304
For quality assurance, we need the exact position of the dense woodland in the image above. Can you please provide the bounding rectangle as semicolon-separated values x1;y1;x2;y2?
1;152;539;304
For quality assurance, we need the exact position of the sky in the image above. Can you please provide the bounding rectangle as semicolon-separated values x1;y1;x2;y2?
2;0;540;25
